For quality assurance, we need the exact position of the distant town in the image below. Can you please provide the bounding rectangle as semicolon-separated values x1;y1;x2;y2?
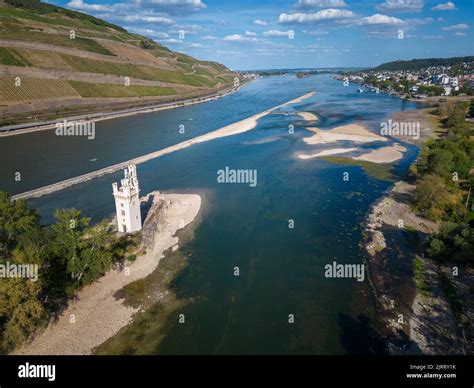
344;57;474;99
239;57;474;100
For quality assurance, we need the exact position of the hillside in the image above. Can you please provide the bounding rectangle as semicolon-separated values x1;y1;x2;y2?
373;56;474;72
0;0;239;126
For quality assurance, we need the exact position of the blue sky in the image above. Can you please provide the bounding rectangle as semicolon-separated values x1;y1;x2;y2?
50;0;473;69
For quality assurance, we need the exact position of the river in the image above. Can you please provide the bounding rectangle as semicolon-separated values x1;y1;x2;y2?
0;74;421;354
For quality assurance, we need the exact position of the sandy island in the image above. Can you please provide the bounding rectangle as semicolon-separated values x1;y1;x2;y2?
354;143;407;164
297;124;409;164
303;124;387;145
14;191;201;355
298;147;357;159
298;111;319;121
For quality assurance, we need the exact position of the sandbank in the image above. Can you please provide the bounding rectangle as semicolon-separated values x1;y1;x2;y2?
303;124;387;145
297;147;357;159
353;144;407;163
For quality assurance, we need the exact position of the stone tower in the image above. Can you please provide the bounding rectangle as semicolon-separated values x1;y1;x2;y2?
112;164;142;233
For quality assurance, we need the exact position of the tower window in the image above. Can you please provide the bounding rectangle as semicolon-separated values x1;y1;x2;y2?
121;203;124;207
121;210;125;216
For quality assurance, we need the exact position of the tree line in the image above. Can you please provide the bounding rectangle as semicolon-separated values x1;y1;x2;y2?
373;57;474;72
0;193;138;353
411;100;474;265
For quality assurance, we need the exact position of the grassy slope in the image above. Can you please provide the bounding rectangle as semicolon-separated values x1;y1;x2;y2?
0;0;236;106
69;81;175;98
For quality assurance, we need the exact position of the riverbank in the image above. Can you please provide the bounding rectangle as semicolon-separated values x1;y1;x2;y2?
363;179;473;354
364;180;438;352
334;76;473;105
0;80;250;137
14;191;202;355
12;91;315;201
363;104;473;354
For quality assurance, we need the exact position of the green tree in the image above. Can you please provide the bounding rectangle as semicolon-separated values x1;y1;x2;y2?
0;275;44;352
436;101;454;117
0;193;47;352
426;222;473;264
0;192;138;353
0;192;41;258
73;220;113;286
413;175;466;221
446;102;469;129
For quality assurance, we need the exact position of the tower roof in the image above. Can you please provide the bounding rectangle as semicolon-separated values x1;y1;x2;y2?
112;164;140;199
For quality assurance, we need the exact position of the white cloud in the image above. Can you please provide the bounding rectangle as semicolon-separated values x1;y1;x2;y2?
295;0;347;7
405;17;433;26
442;23;469;30
262;29;293;37
306;43;334;50
253;19;268;26
143;0;207;14
431;1;456;10
357;14;404;25
377;0;424;12
67;0;114;12
201;35;218;40
364;30;401;38
121;14;174;24
350;14;431;30
278;9;355;23
214;19;227;26
68;0;206;17
126;27;170;39
160;38;183;44
186;43;206;48
245;31;258;37
216;50;244;56
303;30;329;35
422;34;444;39
168;24;206;34
453;32;466;36
223;34;259;42
67;0;177;25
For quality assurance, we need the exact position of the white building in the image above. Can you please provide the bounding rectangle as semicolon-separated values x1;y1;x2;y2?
443;86;452;96
112;164;142;233
440;74;450;85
